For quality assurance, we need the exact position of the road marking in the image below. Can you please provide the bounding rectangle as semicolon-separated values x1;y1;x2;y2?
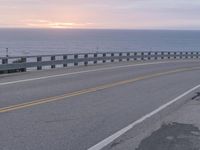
0;66;199;113
0;60;199;86
88;84;200;150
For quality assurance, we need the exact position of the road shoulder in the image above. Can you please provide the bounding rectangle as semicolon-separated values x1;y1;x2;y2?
108;91;200;150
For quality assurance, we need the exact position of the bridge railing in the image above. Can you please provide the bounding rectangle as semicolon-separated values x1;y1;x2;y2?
0;51;199;73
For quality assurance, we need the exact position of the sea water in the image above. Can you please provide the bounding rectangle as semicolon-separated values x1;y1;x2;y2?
0;29;199;57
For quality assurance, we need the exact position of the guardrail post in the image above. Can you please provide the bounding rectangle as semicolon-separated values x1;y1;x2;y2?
168;52;170;59
37;56;42;70
185;52;188;59
161;52;164;59
2;58;8;65
141;52;144;60
196;52;199;59
148;52;151;60
103;53;106;63
63;55;67;67
191;52;194;59
174;52;176;59
2;58;8;73
134;52;137;61
180;52;182;59
111;53;114;62
51;56;56;68
119;53;122;62
74;54;78;66
21;57;27;72
154;52;158;60
127;52;130;61
94;53;97;64
84;54;88;66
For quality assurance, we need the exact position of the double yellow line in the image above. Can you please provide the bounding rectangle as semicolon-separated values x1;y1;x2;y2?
0;66;199;113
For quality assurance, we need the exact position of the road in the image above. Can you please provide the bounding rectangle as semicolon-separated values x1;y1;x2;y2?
0;60;200;150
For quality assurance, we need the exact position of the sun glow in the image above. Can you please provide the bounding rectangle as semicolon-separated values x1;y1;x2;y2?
26;20;93;28
48;22;75;28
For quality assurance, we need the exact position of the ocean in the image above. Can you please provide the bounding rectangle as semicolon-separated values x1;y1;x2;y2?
0;29;200;57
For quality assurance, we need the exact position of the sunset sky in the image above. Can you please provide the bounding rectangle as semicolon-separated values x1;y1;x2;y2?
0;0;200;29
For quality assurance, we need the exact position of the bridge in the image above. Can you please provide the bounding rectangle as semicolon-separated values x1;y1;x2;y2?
0;51;200;150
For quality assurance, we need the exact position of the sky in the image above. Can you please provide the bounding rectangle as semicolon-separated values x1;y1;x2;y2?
0;0;200;29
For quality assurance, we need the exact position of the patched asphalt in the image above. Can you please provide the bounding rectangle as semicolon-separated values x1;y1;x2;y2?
136;122;200;150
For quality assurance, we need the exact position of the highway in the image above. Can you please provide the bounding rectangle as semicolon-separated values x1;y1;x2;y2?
0;60;200;150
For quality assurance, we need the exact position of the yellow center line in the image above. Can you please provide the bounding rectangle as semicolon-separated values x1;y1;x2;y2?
0;66;200;113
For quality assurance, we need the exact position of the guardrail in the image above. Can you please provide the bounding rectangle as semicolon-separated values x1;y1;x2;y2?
0;51;200;73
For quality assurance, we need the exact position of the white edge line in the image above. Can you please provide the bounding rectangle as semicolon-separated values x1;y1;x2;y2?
0;60;199;86
88;84;200;150
0;61;166;85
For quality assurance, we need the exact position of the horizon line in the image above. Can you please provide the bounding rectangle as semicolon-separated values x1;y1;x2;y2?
0;27;200;31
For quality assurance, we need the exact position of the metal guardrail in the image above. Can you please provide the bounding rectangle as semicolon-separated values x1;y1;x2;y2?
0;51;200;73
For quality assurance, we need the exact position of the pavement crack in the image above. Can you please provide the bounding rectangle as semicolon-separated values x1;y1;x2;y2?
191;92;200;101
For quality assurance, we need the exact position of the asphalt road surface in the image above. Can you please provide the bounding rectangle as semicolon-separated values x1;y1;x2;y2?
0;60;200;150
